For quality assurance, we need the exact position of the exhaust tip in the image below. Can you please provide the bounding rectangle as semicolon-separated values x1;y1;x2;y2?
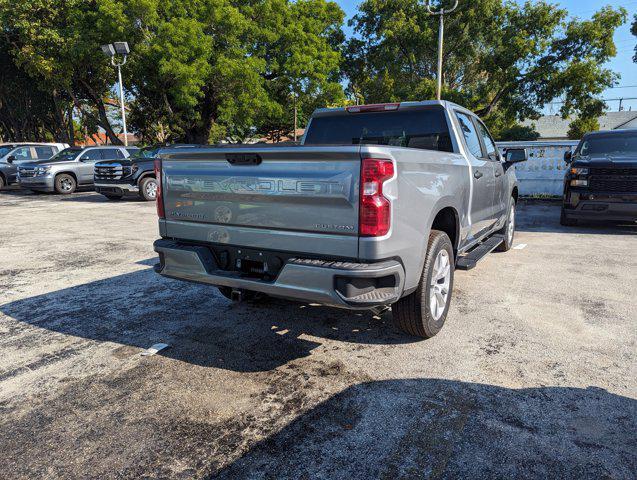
230;289;243;302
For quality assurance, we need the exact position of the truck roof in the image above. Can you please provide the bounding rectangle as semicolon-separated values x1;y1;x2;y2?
584;128;637;137
311;100;474;118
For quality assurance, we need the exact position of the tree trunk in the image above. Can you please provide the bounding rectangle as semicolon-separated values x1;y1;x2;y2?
77;80;123;145
183;86;217;144
68;105;75;146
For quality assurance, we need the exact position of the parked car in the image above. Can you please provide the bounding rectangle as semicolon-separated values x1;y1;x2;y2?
18;145;137;194
152;101;527;338
0;143;69;189
94;144;198;201
561;129;637;226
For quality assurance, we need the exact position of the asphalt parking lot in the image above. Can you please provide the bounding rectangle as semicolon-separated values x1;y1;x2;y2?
0;188;635;479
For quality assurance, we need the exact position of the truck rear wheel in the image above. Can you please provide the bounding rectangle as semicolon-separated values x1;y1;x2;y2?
54;174;76;194
495;197;515;252
392;230;454;338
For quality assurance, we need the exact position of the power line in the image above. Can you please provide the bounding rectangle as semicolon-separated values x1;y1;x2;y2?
546;96;637;105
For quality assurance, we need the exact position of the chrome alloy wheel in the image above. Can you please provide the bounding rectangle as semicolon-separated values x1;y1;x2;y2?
145;180;158;199
429;249;451;321
60;177;73;192
507;203;515;244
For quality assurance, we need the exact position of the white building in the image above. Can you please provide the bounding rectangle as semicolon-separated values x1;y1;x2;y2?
522;111;637;140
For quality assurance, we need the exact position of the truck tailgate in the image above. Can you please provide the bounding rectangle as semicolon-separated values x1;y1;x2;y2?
160;146;362;258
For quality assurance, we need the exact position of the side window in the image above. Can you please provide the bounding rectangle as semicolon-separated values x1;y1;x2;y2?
81;149;103;161
101;149;120;160
475;120;498;160
12;147;33;162
34;146;54;159
455;112;482;158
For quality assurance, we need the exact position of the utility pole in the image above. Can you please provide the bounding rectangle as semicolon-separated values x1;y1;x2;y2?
293;92;298;142
425;0;459;101
101;42;130;146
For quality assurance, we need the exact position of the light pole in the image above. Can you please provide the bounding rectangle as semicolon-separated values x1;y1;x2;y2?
101;42;130;146
425;0;458;101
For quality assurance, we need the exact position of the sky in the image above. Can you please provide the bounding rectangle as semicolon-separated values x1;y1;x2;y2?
335;0;637;115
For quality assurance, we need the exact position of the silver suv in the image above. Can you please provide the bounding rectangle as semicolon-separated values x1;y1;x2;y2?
18;145;137;194
0;143;68;189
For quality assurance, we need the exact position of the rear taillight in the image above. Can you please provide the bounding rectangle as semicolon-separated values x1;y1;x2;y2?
154;158;165;219
359;158;394;236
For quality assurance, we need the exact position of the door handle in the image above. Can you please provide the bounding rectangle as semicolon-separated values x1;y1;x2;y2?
495;171;502;177
474;171;483;179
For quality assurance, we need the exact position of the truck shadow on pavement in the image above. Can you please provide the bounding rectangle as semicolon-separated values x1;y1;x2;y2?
212;379;637;480
516;202;636;235
0;265;415;373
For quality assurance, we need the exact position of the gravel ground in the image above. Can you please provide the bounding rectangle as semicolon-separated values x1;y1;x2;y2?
0;188;635;479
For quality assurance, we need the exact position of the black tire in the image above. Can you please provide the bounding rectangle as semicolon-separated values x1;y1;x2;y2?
139;177;158;201
495;197;516;252
560;208;577;226
54;173;76;194
103;194;123;200
392;230;454;338
0;175;5;190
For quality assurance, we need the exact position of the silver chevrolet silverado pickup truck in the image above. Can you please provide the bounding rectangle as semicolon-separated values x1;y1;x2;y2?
153;101;527;338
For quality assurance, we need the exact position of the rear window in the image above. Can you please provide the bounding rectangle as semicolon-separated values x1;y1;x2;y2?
304;108;453;152
577;132;637;156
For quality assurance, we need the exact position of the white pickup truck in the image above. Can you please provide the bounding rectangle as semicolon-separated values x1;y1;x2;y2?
153;101;527;338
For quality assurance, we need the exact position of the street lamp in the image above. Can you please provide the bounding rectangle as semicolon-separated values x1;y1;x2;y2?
425;0;459;101
101;42;130;146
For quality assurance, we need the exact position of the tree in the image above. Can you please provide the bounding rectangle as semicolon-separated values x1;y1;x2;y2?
568;116;599;140
118;0;346;143
0;0;345;144
0;0;130;144
345;0;626;131
496;124;540;142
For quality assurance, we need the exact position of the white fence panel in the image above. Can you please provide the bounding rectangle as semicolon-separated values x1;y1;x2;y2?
496;141;579;196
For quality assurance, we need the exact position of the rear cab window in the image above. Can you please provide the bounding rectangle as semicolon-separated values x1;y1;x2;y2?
304;107;454;152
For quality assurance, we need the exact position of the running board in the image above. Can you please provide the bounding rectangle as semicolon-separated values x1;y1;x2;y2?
456;234;504;270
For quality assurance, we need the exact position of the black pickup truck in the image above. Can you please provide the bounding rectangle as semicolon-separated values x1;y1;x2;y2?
94;145;197;201
561;129;637;225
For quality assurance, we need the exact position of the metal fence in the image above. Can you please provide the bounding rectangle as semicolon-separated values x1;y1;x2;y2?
496;141;579;196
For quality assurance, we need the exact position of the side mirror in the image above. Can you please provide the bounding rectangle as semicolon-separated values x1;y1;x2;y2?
80;155;90;162
504;148;528;164
6;155;15;164
563;150;572;163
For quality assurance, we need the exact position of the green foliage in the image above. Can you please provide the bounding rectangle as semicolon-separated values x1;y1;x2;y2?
112;0;346;142
0;0;630;144
0;0;345;143
345;0;626;130
496;124;540;142
567;116;599;140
